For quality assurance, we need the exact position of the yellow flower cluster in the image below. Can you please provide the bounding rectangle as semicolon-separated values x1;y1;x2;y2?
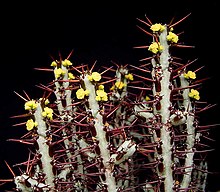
50;59;72;67
188;89;200;100
42;107;53;120
150;23;165;32
39;98;50;105
115;81;126;89
76;88;90;99
88;72;101;82
183;71;196;80
148;42;164;54
62;59;72;67
68;72;75;80
167;32;179;43
24;100;38;111
51;61;57;67
110;81;126;90
95;85;108;101
125;73;134;81
54;68;66;79
26;119;38;131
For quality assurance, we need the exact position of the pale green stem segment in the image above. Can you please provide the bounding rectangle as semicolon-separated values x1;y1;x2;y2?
179;74;196;188
34;103;55;191
83;74;117;192
152;26;173;191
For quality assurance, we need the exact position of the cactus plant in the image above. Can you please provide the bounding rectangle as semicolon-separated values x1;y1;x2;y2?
0;13;218;192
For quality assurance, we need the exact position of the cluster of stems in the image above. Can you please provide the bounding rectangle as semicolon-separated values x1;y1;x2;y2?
1;14;215;192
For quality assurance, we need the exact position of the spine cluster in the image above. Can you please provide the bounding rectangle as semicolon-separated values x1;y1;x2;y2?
1;14;215;192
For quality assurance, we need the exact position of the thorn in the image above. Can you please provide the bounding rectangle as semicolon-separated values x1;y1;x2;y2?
169;13;192;28
99;77;118;85
136;25;154;37
175;44;195;49
10;113;30;119
133;73;155;82
13;91;28;102
100;66;114;75
136;17;151;27
128;85;152;91
89;60;97;72
198;123;220;129
7;139;34;145
4;161;16;178
11;122;27;127
35;83;54;92
129;64;151;73
66;49;74;60
33;68;53;72
172;58;198;74
144;14;153;25
173;83;202;91
139;56;154;62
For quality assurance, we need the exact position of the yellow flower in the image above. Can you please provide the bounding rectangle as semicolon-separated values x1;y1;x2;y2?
42;107;53;120
26;119;38;131
50;61;57;67
76;88;85;99
183;71;196;80
110;85;115;91
39;98;50;105
115;81;125;89
150;23;165;32
84;89;90;96
68;72;75;80
96;89;108;101
98;85;104;90
125;73;134;81
188;89;200;100
148;42;164;54
88;72;101;82
24;100;38;111
167;32;179;43
145;96;151;101
76;88;89;99
62;59;72;67
45;99;50;105
54;68;66;78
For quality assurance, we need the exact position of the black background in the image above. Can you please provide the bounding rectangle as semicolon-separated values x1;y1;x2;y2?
0;1;219;191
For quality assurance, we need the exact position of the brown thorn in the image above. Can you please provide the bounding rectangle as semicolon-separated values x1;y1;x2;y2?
4;161;16;178
66;49;74;60
175;44;195;48
172;83;202;91
100;77;118;85
90;60;97;72
34;68;53;72
100;66;114;75
139;56;153;62
136;17;151;27
168;16;175;26
136;25;154;37
58;51;63;61
144;15;153;25
128;85;152;90
173;58;198;73
11;122;27;127
133;73;155;82
169;13;192;28
133;45;149;49
10;113;30;119
13;91;28;102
